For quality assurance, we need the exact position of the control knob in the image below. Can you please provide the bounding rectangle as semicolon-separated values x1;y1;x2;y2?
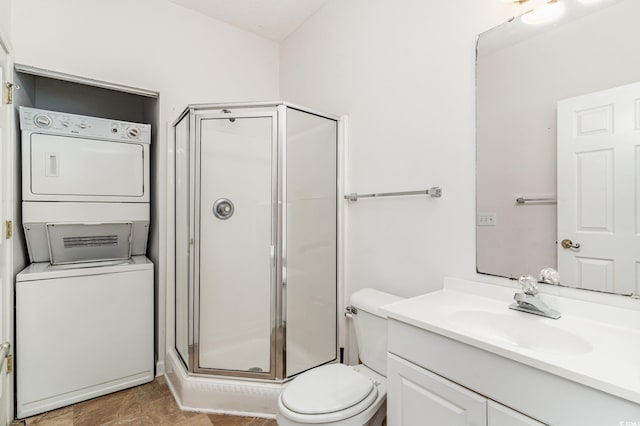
34;114;52;128
127;126;140;138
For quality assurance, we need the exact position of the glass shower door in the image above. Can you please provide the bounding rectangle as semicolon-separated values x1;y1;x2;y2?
195;111;277;377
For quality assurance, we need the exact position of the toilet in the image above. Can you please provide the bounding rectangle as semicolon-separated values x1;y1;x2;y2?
277;288;404;425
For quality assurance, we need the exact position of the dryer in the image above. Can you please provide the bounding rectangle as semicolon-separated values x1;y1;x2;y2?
20;106;150;203
19;107;151;264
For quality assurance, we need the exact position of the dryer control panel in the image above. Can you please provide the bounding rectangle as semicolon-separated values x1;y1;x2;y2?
20;107;151;144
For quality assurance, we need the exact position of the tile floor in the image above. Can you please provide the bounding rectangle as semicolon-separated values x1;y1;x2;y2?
11;376;277;426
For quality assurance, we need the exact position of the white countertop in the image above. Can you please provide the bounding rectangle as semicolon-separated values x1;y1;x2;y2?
382;278;640;405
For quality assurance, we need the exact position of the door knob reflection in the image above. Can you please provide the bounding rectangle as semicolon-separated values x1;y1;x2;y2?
561;239;580;249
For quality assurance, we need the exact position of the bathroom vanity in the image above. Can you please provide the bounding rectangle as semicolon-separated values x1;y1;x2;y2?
383;278;640;426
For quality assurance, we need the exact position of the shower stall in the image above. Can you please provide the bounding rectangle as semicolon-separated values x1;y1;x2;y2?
173;102;339;382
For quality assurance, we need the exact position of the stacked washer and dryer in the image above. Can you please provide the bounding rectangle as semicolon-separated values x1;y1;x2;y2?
15;107;154;418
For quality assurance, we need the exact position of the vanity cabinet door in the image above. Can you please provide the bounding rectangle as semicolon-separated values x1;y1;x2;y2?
487;401;546;426
387;353;487;426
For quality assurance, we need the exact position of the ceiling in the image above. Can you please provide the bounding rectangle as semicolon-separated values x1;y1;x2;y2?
169;0;329;42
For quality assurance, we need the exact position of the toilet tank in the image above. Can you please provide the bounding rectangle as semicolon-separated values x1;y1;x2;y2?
350;288;404;376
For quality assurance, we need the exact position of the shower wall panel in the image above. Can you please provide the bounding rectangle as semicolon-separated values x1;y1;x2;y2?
175;116;191;369
284;108;337;376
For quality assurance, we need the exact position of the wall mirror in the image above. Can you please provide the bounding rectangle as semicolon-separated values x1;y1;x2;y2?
476;0;640;295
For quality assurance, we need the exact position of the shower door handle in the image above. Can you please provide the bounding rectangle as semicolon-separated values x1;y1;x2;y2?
282;265;287;287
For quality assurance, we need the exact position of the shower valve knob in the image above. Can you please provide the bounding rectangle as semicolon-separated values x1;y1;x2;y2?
213;198;235;220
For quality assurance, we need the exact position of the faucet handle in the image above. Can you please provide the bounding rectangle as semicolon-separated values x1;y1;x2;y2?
539;267;560;285
517;275;538;295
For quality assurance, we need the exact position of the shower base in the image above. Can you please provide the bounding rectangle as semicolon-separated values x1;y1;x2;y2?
165;349;282;417
198;338;270;373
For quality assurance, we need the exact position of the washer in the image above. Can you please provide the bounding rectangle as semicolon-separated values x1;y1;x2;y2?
16;256;154;418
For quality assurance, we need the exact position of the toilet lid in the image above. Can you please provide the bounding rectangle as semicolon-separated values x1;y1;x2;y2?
281;364;376;415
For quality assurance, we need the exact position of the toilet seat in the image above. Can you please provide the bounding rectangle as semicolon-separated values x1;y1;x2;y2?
279;364;379;424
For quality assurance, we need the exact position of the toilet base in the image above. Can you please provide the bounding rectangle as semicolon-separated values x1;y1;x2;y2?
366;400;387;426
364;400;386;426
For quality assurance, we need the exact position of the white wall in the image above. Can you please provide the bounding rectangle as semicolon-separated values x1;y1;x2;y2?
0;0;10;40
281;0;519;298
11;0;280;370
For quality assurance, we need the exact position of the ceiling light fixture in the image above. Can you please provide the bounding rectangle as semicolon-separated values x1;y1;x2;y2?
521;0;566;25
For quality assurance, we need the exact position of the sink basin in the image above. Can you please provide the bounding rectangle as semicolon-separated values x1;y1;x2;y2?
448;310;593;355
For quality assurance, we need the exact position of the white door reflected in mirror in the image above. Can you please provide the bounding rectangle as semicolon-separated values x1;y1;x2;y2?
557;82;640;295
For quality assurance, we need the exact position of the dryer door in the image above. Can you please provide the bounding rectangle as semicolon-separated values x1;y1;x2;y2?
24;133;147;202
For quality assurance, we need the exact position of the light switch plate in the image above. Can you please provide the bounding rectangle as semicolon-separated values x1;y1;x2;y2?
478;212;497;226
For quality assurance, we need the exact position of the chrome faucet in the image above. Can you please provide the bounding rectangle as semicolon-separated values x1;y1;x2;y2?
509;275;561;319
